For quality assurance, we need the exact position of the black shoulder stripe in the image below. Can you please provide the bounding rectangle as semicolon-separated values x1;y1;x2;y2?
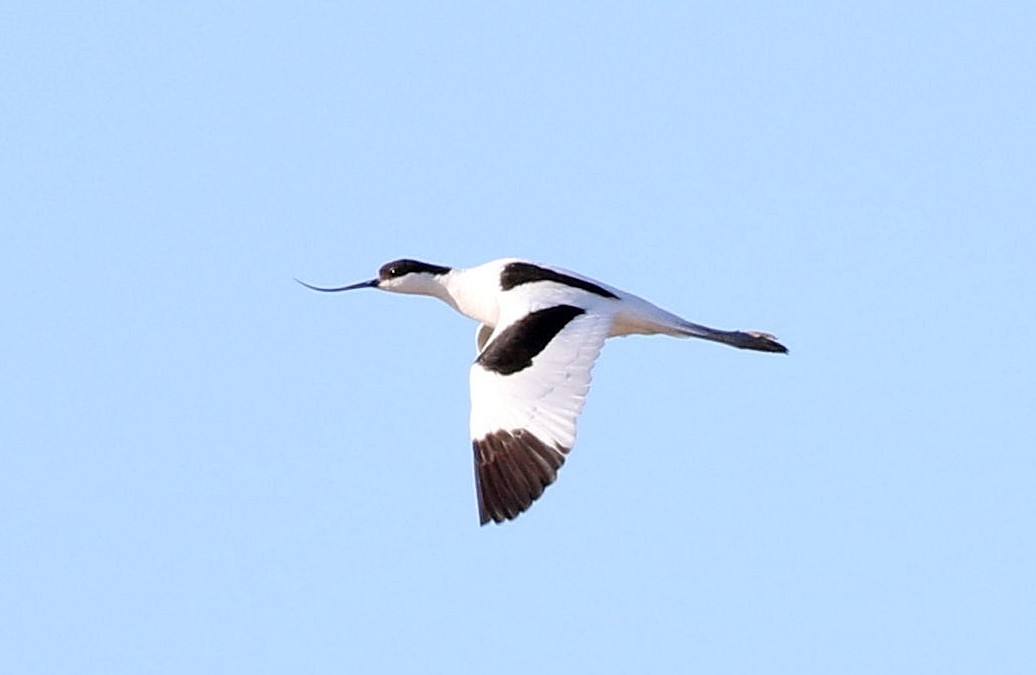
499;262;618;299
473;429;568;524
476;305;585;375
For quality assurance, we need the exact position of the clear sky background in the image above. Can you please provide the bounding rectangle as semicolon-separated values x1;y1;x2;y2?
3;3;1034;673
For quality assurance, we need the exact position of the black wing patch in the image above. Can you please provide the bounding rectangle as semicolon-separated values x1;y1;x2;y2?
473;429;569;524
476;305;585;375
499;262;619;299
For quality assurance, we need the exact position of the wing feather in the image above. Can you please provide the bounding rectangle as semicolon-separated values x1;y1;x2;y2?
469;296;612;524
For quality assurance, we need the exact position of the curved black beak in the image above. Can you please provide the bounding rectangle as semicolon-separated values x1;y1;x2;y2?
295;278;378;292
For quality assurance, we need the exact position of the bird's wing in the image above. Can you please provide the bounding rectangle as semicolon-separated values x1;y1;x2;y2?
469;297;612;524
475;323;493;353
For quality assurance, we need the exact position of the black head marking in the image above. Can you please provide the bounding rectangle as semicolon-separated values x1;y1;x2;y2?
499;262;618;299
473;428;569;524
378;259;451;281
476;305;585;375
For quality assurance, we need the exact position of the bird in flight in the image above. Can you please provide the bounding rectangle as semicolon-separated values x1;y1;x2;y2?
300;258;786;525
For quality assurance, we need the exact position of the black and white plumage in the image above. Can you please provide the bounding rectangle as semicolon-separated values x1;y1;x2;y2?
300;258;787;525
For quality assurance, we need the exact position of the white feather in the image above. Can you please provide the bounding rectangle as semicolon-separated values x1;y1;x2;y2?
469;285;613;449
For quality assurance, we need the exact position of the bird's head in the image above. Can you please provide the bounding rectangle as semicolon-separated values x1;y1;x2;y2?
297;259;452;297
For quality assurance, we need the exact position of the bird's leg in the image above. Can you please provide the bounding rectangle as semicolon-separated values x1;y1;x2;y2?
677;321;788;353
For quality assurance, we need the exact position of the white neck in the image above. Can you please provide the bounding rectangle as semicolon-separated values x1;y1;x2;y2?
439;266;502;327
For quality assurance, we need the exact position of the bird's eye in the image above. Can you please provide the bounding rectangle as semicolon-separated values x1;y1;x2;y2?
388;267;400;277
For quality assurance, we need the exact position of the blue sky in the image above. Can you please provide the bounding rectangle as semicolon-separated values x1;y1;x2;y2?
3;3;1034;673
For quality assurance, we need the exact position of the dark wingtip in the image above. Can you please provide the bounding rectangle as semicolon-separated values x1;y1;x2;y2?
473;429;568;526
